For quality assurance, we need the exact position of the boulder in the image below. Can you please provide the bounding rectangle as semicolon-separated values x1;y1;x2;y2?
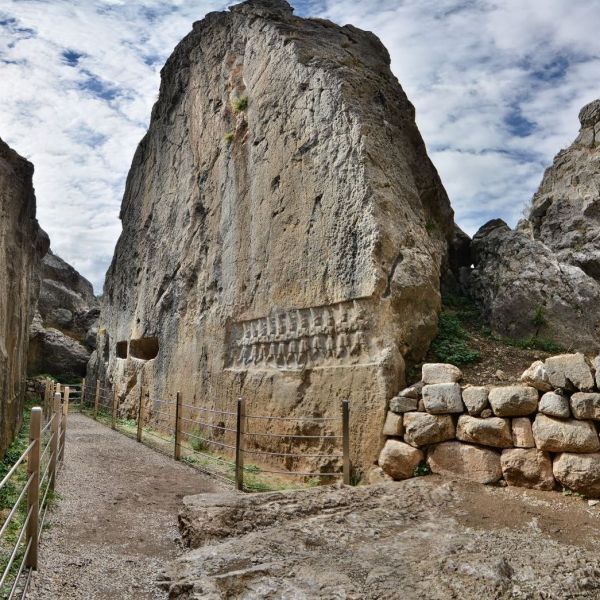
532;414;600;453
382;412;403;437
378;440;423;480
403;412;455;447
544;353;595;392
511;418;535;448
488;386;538;417
87;0;461;473
500;449;554;490
456;415;512;448
538;391;570;418
389;396;418;414
422;383;463;414
461;386;489;416
421;363;462;385
427;441;502;484
366;466;393;484
397;384;422;399
520;361;552;392
570;392;600;420
553;452;600;498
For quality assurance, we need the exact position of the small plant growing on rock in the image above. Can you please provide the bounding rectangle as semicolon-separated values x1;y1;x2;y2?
232;95;248;112
413;461;431;477
223;131;234;144
532;306;547;330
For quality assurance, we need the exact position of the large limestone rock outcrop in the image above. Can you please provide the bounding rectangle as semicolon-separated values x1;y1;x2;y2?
0;137;48;456
28;251;99;380
466;99;600;351
89;0;459;472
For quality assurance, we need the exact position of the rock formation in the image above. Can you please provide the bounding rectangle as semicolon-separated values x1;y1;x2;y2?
28;251;99;380
466;99;600;350
88;0;460;472
0;136;49;456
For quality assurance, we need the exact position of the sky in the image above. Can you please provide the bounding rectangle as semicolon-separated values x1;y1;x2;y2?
0;0;599;292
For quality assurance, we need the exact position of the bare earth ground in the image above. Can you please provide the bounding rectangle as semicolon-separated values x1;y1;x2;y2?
26;413;223;600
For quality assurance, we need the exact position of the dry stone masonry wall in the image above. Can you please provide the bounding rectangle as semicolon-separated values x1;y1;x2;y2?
376;353;600;498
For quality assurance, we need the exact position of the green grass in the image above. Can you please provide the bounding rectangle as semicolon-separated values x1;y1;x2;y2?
430;310;480;366
232;95;248;112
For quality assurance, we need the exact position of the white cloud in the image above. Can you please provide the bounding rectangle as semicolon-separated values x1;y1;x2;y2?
0;0;598;291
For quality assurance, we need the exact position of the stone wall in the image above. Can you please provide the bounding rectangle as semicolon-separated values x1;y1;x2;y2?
376;353;600;498
88;0;459;472
0;137;49;456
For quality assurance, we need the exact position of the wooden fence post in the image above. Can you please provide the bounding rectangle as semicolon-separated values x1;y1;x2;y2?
235;397;246;491
81;377;86;411
342;399;351;485
26;407;41;570
174;391;182;461
136;375;144;443
50;393;61;491
60;387;70;462
94;380;100;419
111;388;118;430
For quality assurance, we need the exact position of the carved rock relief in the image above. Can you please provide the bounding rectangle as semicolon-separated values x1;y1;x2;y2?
227;299;371;370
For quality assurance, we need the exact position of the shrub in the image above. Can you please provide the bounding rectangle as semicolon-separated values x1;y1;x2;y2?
232;95;248;112
431;310;480;366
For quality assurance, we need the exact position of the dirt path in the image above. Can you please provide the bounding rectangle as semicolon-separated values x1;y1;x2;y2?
26;413;225;599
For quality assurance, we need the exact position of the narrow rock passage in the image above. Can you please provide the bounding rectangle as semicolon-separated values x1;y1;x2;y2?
26;413;225;599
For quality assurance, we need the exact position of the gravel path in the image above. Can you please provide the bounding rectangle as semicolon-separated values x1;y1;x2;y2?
26;413;225;599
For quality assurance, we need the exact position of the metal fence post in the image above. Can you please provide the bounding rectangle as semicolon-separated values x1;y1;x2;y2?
26;407;41;570
111;388;118;430
136;376;144;443
50;393;61;491
235;397;246;491
342;399;350;485
94;381;100;419
81;377;86;411
174;391;182;461
60;387;70;462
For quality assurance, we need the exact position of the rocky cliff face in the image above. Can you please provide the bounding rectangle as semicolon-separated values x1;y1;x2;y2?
0;137;48;456
467;99;600;350
89;0;458;472
28;251;99;380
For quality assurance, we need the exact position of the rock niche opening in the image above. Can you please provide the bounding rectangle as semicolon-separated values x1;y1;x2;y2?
129;337;159;361
116;341;128;359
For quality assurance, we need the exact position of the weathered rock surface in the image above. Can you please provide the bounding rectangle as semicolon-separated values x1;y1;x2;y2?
466;101;600;351
166;476;600;599
462;386;489;416
520;360;552;392
538;391;570;418
389;395;418;414
88;0;460;471
544;353;594;392
422;363;462;384
378;439;423;480
456;415;512;448
381;411;403;436
403;412;455;447
532;414;600;453
570;392;600;420
0;137;48;456
422;383;463;414
553;452;600;498
511;417;535;448
427;441;502;484
501;449;554;490
488;385;538;417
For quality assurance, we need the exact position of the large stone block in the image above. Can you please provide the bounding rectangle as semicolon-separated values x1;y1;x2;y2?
545;353;595;392
421;363;462;384
378;440;423;480
382;412;403;436
427;441;502;484
488;386;538;417
532;414;600;453
85;0;460;473
520;360;552;392
538;391;570;418
456;415;512;448
511;418;535;448
500;449;554;490
403;412;455;447
553;452;600;498
462;386;489;416
422;383;463;414
389;396;418;414
570;392;600;420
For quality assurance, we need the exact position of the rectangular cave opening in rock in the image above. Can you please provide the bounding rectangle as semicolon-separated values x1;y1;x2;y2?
116;340;128;359
129;337;159;360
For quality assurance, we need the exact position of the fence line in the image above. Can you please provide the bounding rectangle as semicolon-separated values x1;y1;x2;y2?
0;380;69;598
81;378;350;492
